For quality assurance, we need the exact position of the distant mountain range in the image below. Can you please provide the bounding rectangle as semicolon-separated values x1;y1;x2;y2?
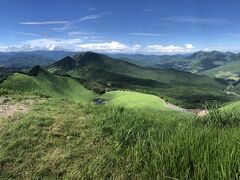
0;50;240;82
48;52;232;108
0;51;75;68
108;51;240;81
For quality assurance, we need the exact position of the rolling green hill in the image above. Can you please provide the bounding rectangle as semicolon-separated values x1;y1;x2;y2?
222;101;240;111
0;53;239;179
99;91;174;112
49;52;233;108
0;66;96;102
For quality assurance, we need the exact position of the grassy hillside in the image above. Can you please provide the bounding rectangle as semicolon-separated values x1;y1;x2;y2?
222;101;240;111
99;91;173;112
49;52;233;108
0;63;239;179
0;97;239;179
0;66;96;103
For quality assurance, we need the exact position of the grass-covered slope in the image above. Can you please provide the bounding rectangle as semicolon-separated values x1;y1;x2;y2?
222;101;240;111
0;66;96;102
49;52;232;108
0;98;239;179
99;91;173;112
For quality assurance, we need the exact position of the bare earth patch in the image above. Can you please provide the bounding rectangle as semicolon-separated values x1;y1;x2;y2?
166;103;208;117
0;97;42;118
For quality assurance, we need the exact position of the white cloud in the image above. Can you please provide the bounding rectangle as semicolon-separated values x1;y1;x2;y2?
132;44;141;49
19;21;69;25
76;41;129;52
16;32;41;37
78;12;113;21
88;7;96;11
0;37;195;54
0;45;8;52
50;22;76;31
25;38;83;50
185;44;194;49
161;16;227;24
1;38;83;52
146;44;195;54
79;14;101;21
130;32;165;37
68;31;93;36
142;7;154;12
50;12;113;32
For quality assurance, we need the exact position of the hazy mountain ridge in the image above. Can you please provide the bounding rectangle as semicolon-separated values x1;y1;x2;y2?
1;50;240;82
48;51;233;108
0;51;76;68
108;51;240;81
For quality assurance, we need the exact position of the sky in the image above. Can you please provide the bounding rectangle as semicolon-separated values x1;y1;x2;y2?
1;0;240;54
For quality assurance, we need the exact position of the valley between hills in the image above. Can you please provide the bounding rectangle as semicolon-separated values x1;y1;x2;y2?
0;51;239;179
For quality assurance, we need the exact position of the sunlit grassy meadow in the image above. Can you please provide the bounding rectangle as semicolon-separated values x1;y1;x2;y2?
0;95;239;179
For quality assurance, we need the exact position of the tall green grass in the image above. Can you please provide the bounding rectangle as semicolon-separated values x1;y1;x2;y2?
0;98;239;179
86;105;240;179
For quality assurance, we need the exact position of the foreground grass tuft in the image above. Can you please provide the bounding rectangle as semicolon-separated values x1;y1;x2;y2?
0;98;239;179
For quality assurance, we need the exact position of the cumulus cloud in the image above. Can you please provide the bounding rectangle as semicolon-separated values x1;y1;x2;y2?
0;37;195;54
146;44;195;54
0;46;8;52
77;42;142;53
1;38;83;52
76;41;130;53
24;38;83;50
185;44;194;49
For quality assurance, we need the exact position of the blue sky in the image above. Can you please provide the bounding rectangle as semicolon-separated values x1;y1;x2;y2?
1;0;240;54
